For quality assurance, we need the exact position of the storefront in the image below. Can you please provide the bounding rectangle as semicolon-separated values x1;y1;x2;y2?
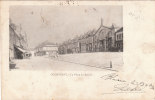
14;45;31;59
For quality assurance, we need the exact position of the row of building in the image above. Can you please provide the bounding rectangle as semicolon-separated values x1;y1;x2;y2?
58;19;123;54
9;19;29;60
34;19;123;56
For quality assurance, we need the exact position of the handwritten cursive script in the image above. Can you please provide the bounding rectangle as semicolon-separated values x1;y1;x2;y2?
114;83;144;91
101;73;154;92
100;73;126;82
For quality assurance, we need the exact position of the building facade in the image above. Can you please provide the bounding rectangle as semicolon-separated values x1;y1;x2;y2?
93;23;115;52
115;27;123;51
58;19;123;54
9;20;28;60
34;41;58;57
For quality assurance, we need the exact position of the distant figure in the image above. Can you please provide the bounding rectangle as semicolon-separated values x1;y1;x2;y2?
55;51;59;58
50;51;59;58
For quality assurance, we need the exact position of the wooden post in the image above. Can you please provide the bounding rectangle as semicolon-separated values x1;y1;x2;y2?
110;61;112;68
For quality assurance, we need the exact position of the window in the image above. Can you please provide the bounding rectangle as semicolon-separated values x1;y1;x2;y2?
118;43;120;47
118;34;120;40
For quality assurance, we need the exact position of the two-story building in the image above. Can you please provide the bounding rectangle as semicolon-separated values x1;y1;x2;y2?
9;20;28;60
115;27;123;51
93;20;116;52
35;41;58;57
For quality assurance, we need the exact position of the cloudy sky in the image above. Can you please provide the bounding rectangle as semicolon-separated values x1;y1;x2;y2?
10;5;122;48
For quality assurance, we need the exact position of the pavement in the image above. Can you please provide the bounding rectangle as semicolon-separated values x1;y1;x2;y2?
12;56;111;71
12;52;123;71
55;52;123;71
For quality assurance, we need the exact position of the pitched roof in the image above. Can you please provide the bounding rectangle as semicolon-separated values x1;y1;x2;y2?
115;27;123;33
35;41;57;48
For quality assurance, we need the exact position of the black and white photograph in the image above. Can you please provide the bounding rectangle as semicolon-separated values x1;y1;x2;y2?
9;5;123;71
1;1;155;100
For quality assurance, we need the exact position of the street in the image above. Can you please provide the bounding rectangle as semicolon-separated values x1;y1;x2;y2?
13;52;123;71
13;56;112;71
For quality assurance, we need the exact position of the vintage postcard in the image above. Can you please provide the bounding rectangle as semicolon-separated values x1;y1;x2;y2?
0;0;155;100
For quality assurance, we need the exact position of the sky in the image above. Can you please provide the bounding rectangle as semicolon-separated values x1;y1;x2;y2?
10;5;122;48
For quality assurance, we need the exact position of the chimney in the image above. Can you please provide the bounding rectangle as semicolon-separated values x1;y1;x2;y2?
101;18;103;26
111;23;115;29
